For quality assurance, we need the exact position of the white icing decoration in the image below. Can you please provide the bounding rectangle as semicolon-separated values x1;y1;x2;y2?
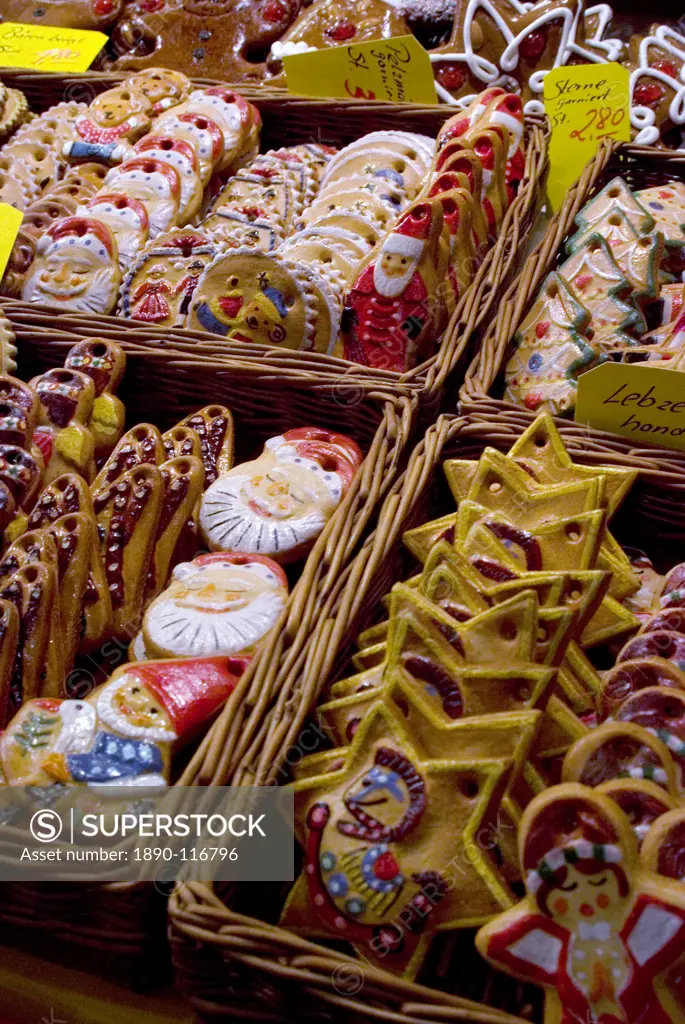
630;25;685;144
270;40;319;59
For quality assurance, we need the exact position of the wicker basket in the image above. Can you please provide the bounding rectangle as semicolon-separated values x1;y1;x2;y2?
0;306;415;986
169;408;685;1022
460;139;685;471
1;69;549;416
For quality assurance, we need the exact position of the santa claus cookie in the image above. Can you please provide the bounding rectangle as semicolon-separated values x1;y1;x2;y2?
21;216;121;316
342;200;446;371
140;551;288;660
150;110;224;188
187;247;342;354
132;134;203;223
80;193;150;268
121;230;220;327
102;158;181;238
64;339;126;459
169;89;259;172
200;428;362;563
267;0;410;74
1;656;242;788
476;784;685;1024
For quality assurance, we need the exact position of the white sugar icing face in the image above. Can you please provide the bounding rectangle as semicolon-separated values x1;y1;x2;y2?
142;558;286;658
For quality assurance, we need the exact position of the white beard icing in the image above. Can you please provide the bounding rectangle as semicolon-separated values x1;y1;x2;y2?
54;700;98;754
373;260;418;298
200;472;328;556
145;589;285;657
96;676;178;743
23;267;118;315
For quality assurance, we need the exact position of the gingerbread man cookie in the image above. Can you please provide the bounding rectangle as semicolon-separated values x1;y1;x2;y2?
121;230;220;326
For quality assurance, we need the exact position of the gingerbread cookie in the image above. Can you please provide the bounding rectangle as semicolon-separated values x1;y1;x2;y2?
21;217;121;316
64;340;127;459
476;784;685;1024
121;230;220;326
29;368;96;485
200;428;362;563
0;315;18;375
65;86;153;163
102;157;181;238
173;405;234;485
81;193;150;267
124;68;191;115
145;454;205;600
141;551;288;659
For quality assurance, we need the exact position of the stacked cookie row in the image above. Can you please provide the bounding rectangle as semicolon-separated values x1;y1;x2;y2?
3;69;261;305
176;87;524;369
505;176;685;415
277;411;664;979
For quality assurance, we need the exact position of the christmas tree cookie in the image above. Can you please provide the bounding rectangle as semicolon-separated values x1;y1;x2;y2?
567;176;654;253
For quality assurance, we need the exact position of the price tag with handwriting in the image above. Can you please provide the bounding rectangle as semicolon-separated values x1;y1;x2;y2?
283;36;437;105
575;361;685;453
0;22;107;72
0;204;23;282
544;62;630;212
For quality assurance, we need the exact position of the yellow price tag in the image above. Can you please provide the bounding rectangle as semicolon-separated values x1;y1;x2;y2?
283;35;437;105
575;361;685;453
544;62;630;212
0;203;23;282
0;22;107;72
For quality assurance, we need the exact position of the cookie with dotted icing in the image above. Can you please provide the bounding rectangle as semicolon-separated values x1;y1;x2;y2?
150;110;224;187
133;133;203;223
44;511;96;677
0;559;63;705
92;423;165;495
81;193;150;268
636;183;685;249
102;158;181;239
145;455;205;601
120;229;220;327
0;320;18;377
92;462;164;641
0;600;19;728
173;405;234;485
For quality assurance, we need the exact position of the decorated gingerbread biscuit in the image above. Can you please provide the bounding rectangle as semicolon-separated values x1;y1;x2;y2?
64;339;127;459
29;368;96;484
141;551;288;660
121;230;220;326
476;783;685;1024
21;217;121;316
200;428;362;563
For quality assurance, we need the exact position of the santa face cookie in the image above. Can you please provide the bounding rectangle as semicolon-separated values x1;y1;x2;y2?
21;217;121;316
141;552;288;659
121;230;219;326
151;110;224;187
199;428;362;563
133;134;203;223
102;158;181;238
81;193;150;268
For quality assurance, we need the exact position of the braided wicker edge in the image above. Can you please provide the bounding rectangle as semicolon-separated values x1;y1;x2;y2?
169;408;685;1023
0;71;548;411
460;140;685;471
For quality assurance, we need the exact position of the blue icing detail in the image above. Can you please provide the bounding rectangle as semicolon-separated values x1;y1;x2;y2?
528;352;543;371
649;202;664;210
345;896;366;916
327;872;349;897
321;851;337;871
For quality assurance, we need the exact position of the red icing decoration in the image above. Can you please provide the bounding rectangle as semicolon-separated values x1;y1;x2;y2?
218;295;243;317
33;429;54;465
634;82;665;108
535;321;550;338
374;851;401;881
264;0;288;22
652;60;679;78
574;274;593;290
519;30;547;62
92;0;114;12
327;21;357;41
524;392;544;411
436;65;466;91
